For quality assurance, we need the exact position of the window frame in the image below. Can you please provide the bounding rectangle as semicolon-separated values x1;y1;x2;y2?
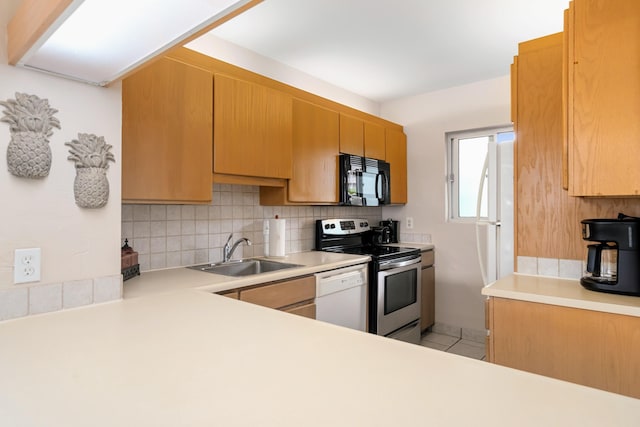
446;125;514;223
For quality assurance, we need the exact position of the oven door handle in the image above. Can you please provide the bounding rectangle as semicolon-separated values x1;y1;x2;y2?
379;257;421;270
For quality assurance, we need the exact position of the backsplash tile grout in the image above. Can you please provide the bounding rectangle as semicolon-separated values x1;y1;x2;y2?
516;256;584;279
0;275;122;323
123;184;383;272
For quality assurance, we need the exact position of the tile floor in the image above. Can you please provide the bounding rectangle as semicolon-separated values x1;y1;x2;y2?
419;331;486;360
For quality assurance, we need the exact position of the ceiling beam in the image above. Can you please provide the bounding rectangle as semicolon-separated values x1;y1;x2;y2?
6;0;263;85
7;0;75;65
117;0;264;84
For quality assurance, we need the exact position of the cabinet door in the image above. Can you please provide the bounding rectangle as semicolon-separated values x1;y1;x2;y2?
514;34;570;259
386;128;408;204
420;263;435;332
339;114;364;156
287;99;340;203
218;290;239;299
214;74;292;179
284;302;316;319
364;121;386;160
490;297;640;399
122;58;213;203
239;275;315;309
568;0;640;196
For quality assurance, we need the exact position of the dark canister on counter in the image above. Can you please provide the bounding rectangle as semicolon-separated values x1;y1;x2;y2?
380;219;400;243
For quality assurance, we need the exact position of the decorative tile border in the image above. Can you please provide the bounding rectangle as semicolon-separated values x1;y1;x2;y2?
0;274;122;322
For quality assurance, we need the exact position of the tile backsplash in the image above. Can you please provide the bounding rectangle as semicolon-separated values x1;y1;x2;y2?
122;184;383;272
0;275;122;322
516;256;583;279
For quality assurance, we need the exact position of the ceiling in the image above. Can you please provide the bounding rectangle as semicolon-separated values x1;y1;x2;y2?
203;0;570;103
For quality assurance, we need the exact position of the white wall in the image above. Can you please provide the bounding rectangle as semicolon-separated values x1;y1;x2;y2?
186;33;381;116
0;1;122;318
381;76;511;332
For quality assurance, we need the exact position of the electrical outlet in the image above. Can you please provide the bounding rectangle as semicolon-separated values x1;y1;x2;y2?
406;217;414;229
14;248;41;284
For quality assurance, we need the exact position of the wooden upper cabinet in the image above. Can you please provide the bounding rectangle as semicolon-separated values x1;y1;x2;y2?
385;128;408;204
566;0;640;196
122;58;213;203
364;121;386;160
287;99;340;203
213;74;292;179
339;114;364;156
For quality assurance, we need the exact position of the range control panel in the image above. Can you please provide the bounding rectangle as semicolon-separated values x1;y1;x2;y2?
318;219;371;235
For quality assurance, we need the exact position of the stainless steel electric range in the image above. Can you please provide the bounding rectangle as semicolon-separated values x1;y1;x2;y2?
315;219;422;344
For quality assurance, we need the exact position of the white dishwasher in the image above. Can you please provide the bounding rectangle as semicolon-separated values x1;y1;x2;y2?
315;264;368;332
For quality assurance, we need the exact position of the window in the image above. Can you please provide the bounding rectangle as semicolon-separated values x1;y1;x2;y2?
446;126;514;221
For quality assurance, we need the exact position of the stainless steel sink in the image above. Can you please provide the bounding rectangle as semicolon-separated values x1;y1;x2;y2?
188;259;302;277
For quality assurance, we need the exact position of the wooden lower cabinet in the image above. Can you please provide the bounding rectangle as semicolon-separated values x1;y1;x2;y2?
420;250;435;332
218;290;239;299
487;297;640;399
235;275;316;319
284;302;316;319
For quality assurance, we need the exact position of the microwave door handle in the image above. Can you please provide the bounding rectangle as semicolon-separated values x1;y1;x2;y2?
376;172;388;203
383;172;389;202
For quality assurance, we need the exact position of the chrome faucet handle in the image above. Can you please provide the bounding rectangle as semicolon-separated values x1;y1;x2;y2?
223;233;234;262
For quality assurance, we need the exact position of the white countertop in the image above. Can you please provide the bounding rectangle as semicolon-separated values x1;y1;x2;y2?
1;286;639;426
482;274;640;317
123;246;433;299
124;251;371;299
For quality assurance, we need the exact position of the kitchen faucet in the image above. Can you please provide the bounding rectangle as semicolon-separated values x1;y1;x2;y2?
223;233;252;262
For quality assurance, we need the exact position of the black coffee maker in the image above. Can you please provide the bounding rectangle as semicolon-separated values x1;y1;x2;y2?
379;219;399;243
581;214;640;296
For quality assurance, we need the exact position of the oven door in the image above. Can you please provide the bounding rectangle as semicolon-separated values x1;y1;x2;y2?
376;256;421;337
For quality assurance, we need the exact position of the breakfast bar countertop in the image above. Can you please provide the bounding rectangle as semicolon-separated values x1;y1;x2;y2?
1;285;640;426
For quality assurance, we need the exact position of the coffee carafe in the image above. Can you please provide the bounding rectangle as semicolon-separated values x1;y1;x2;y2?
581;214;640;296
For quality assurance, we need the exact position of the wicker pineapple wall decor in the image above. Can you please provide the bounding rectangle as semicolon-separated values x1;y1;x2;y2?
0;92;61;178
65;133;115;209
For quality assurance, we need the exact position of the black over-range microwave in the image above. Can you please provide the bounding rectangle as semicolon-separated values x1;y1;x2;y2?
339;153;391;206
